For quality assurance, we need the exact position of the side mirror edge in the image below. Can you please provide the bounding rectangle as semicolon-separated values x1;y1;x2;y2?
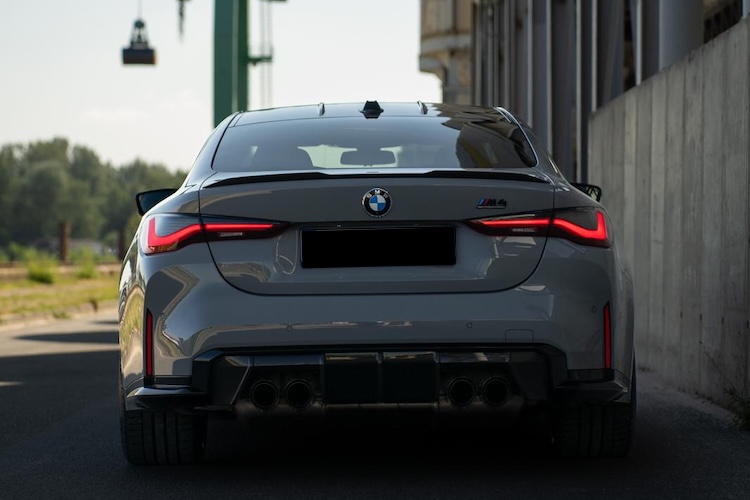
571;183;603;203
135;188;178;216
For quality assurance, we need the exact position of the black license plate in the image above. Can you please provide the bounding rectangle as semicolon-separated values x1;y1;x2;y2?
301;226;456;268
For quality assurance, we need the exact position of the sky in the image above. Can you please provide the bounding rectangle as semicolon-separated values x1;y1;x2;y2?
0;0;442;171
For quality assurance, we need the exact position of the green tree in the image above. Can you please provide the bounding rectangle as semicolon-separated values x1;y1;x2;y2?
0;145;21;243
0;138;188;255
11;159;70;246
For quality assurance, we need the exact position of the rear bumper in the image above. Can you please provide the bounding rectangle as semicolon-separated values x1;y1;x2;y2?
124;345;631;415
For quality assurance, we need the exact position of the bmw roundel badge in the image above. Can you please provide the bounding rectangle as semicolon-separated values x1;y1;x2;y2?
363;188;392;217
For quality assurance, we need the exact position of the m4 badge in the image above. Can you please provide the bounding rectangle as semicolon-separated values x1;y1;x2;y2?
476;198;507;209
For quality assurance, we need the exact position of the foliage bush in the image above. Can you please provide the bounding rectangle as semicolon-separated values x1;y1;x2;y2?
71;248;98;279
24;251;58;284
7;242;36;262
75;261;97;280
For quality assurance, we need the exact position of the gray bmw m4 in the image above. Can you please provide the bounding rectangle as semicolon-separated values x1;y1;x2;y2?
118;101;635;464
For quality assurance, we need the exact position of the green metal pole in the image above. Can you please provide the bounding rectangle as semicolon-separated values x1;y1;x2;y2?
214;0;238;126
237;0;249;112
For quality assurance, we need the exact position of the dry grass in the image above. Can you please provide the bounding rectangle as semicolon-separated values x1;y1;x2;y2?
0;274;119;318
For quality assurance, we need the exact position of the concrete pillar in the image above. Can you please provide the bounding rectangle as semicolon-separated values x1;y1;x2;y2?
527;0;534;124
503;0;512;106
531;0;549;147
492;1;502;105
551;0;576;178
545;0;553;149
591;0;597;111
641;0;660;80
596;0;624;107
627;0;640;84
577;0;595;181
659;0;702;71
513;0;530;119
472;3;482;104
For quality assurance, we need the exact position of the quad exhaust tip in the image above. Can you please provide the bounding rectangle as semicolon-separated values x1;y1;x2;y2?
448;377;512;407
482;377;511;406
285;380;314;409
250;380;279;410
251;377;509;409
448;378;476;406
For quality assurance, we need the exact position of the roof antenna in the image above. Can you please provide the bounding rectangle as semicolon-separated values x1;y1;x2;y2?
360;100;383;119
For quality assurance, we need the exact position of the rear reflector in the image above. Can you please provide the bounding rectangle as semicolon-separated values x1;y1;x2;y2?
604;303;612;369
145;309;154;378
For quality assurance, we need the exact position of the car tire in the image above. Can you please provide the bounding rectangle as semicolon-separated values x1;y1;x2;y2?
119;380;206;465
554;363;637;458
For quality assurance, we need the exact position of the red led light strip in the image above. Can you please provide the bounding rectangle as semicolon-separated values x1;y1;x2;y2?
477;218;550;228
203;223;275;232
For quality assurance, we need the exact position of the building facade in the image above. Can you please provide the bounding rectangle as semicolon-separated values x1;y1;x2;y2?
420;0;474;104
421;0;749;180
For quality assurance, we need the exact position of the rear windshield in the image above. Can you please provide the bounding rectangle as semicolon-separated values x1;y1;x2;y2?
212;116;536;172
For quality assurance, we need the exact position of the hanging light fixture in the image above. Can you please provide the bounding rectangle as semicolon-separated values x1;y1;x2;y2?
123;0;156;65
122;18;156;65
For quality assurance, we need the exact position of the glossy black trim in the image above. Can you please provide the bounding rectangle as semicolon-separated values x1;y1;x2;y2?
192;343;569;400
152;376;192;386
495;107;540;168
124;386;207;411
202;170;551;189
552;379;630;403
125;344;628;414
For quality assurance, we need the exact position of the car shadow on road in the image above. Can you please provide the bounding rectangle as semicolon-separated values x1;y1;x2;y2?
0;349;120;452
94;319;119;326
15;331;118;344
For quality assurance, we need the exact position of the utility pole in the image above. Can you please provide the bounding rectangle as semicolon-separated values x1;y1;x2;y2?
213;0;280;126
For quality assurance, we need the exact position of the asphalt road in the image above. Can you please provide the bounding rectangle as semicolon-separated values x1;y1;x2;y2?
1;311;749;500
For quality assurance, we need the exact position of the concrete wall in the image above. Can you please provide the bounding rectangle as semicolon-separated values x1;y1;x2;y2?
588;17;750;406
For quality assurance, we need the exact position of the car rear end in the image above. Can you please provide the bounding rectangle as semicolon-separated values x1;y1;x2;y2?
118;102;635;464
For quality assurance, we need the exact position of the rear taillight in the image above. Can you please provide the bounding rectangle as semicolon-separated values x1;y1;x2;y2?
551;210;609;247
140;214;285;255
142;215;203;254
469;208;610;247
